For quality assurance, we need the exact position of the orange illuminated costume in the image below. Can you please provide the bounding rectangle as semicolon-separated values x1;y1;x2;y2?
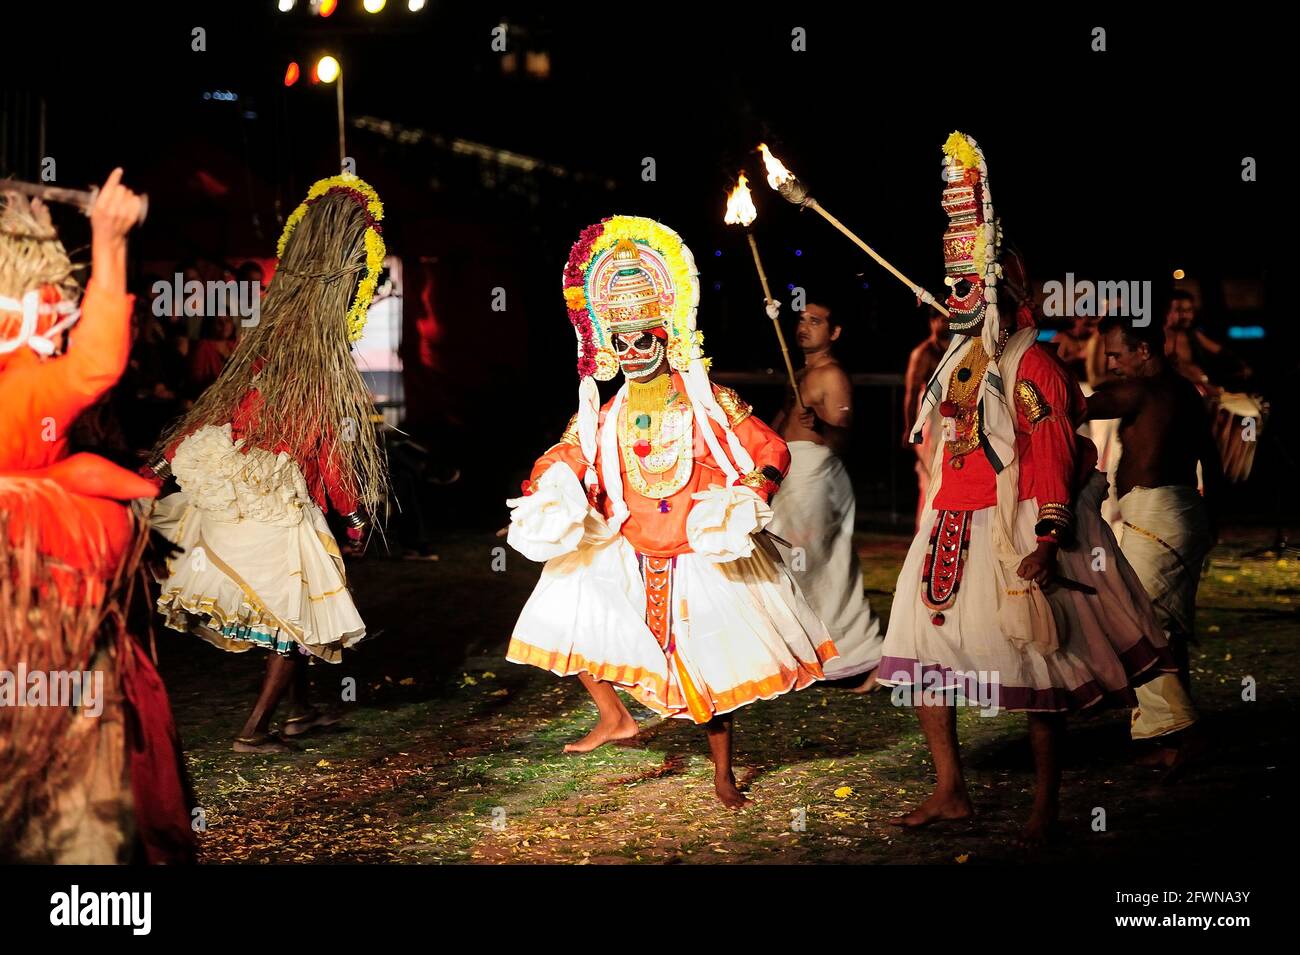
506;217;835;724
0;187;193;863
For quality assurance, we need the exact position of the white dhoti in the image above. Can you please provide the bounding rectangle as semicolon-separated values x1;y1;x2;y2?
148;424;365;664
1118;484;1210;739
877;472;1175;712
506;532;837;723
767;440;883;680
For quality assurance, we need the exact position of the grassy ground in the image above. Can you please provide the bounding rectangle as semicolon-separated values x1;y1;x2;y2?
161;529;1297;864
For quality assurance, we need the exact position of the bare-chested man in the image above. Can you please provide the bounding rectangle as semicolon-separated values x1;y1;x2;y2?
903;313;950;528
768;300;883;690
1087;314;1222;769
1164;290;1251;395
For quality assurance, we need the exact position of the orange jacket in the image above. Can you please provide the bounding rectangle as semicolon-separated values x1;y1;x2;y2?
0;280;157;582
529;375;789;557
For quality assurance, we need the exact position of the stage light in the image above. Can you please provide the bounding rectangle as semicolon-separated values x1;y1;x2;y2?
315;55;340;83
1172;268;1186;280
409;0;427;9
317;0;337;17
284;62;301;86
278;0;296;12
364;0;386;11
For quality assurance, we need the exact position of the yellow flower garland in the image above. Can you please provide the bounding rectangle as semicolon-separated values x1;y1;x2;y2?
277;173;386;343
574;218;699;353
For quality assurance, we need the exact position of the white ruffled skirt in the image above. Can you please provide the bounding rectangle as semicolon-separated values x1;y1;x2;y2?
877;472;1176;712
506;532;838;723
149;424;365;664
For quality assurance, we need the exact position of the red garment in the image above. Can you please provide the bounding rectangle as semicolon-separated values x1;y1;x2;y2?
529;375;789;558
121;638;197;864
932;344;1098;511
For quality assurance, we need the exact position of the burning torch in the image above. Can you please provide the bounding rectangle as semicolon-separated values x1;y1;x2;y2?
724;171;803;408
757;144;946;317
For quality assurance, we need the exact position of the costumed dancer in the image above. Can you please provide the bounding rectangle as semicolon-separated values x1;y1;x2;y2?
1;171;194;863
505;217;836;808
144;175;387;753
1088;313;1221;770
768;298;884;690
877;134;1177;842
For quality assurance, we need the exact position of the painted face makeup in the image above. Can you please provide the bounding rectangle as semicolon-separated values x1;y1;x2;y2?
614;331;665;379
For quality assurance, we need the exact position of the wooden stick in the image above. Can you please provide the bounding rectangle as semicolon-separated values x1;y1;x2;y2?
1;178;149;225
805;198;948;318
746;230;804;408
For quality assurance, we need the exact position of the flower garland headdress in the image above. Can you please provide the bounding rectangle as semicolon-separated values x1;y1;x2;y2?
278;173;385;342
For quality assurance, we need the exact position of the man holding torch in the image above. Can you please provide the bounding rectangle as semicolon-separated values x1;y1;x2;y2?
766;298;884;691
807;132;1177;843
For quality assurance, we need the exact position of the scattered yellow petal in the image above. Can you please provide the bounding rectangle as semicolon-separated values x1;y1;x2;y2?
956;853;970;864
399;677;415;686
316;759;331;768
834;786;854;799
1224;653;1232;662
483;671;497;679
461;673;479;686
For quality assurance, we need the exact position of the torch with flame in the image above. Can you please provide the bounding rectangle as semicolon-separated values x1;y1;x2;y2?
724;172;803;408
757;144;947;317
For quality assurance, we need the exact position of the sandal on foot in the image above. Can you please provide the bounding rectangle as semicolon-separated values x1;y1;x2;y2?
232;732;293;753
281;707;344;738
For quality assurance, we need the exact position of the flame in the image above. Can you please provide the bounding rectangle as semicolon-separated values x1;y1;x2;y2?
758;143;795;190
723;173;757;227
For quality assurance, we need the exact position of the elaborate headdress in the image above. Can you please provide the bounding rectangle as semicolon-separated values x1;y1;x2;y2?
562;215;704;380
940;131;1003;336
0;192;81;363
560;216;753;523
158;173;388;516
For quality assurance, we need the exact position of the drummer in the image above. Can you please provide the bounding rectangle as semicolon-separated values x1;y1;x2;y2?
1164;290;1252;394
1164;290;1263;483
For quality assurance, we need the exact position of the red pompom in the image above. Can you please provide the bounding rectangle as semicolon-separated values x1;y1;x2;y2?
633;439;651;457
939;400;958;417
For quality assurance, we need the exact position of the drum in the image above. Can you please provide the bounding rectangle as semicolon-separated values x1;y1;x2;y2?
1212;391;1268;483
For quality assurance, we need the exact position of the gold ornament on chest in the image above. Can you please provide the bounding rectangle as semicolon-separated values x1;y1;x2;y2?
939;339;991;469
620;376;695;498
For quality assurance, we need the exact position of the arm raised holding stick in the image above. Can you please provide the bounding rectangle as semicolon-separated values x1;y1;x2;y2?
724;173;804;409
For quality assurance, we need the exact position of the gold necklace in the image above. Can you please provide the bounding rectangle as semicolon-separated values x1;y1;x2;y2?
621;375;693;499
943;338;990;467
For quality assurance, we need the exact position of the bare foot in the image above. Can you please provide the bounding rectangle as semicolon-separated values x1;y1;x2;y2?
563;713;639;753
847;668;880;694
889;790;973;828
232;733;292;753
714;771;749;810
